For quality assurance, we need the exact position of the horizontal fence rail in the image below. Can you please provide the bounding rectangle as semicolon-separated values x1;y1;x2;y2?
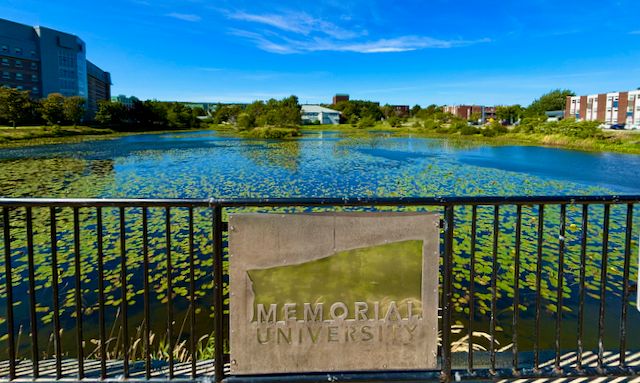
0;196;638;382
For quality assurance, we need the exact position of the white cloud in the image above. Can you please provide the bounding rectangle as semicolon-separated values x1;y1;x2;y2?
166;12;201;22
227;11;365;40
630;30;640;35
225;9;488;54
230;29;490;54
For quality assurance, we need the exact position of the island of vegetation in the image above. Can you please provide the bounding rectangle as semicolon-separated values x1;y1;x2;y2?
1;87;639;153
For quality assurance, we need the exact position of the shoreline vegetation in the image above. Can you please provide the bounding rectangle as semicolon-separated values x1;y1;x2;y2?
0;89;638;153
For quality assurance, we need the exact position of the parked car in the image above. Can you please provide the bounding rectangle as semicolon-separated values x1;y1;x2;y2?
610;123;626;130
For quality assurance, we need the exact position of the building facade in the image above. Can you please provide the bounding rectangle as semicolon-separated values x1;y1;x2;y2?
0;18;110;117
391;105;410;117
301;105;341;125
332;94;349;105
444;105;496;122
566;90;640;129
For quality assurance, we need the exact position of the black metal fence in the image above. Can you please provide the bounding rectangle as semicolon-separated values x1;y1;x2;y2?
0;196;638;382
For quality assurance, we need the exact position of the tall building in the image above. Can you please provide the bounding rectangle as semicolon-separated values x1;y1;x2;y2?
332;94;349;105
0;18;111;117
566;90;640;129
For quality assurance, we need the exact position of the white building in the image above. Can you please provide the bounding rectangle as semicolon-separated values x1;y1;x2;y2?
301;105;341;125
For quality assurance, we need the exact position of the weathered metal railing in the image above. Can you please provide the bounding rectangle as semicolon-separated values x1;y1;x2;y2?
0;196;638;382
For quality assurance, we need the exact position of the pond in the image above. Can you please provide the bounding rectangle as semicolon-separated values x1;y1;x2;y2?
0;129;638;363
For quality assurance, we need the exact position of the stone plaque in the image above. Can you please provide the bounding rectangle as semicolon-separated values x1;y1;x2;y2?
228;212;440;375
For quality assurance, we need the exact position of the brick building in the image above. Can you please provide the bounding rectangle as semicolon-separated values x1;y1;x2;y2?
566;90;640;129
443;105;496;122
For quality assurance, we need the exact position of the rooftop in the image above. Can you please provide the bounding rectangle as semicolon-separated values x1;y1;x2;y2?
301;105;340;114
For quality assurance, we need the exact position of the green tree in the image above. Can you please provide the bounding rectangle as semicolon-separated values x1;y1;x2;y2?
63;96;86;126
495;105;523;124
40;93;66;125
410;104;422;117
0;87;32;128
95;100;128;125
236;112;255;130
525;89;574;117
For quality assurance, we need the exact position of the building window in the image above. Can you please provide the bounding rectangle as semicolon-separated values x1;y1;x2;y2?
30;62;37;70
32;86;38;93
613;101;619;108
16;73;23;80
30;50;36;57
31;74;37;81
16;85;22;90
15;60;22;68
15;47;22;55
1;45;7;52
1;58;8;66
2;71;9;79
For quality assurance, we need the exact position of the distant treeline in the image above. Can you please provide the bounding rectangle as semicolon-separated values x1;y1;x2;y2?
94;99;203;131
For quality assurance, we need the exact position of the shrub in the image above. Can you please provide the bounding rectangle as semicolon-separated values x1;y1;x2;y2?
357;116;376;129
460;125;480;135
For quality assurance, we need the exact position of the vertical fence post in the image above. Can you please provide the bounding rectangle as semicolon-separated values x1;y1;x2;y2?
490;205;500;374
213;204;225;383
467;205;477;374
73;207;84;379
577;204;588;370
534;204;545;371
554;204;566;372
25;207;39;379
441;204;454;382
619;203;633;368
597;204;610;372
2;208;16;380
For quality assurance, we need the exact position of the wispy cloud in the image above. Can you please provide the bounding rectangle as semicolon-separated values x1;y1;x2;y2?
224;9;488;54
230;29;489;54
166;12;201;22
227;11;365;40
630;30;640;35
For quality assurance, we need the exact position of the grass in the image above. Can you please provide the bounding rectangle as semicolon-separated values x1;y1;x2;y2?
0;125;117;149
0;125;206;148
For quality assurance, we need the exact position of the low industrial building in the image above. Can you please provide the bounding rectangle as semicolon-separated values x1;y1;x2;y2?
0;18;111;117
301;105;341;125
566;90;640;129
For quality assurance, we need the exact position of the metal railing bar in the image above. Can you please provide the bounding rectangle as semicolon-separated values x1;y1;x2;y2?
619;203;633;368
96;207;107;379
534;204;545;370
166;207;174;379
142;207;151;379
597;204;611;371
189;207;197;379
2;207;16;380
213;205;225;383
72;207;84;379
577;204;588;370
489;205;499;374
25;207;39;379
119;207;129;377
441;204;454;381
0;195;639;208
49;207;62;379
512;205;522;372
554;204;566;371
467;205;477;373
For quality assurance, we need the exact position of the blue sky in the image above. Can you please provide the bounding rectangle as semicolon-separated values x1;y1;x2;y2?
1;0;639;105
